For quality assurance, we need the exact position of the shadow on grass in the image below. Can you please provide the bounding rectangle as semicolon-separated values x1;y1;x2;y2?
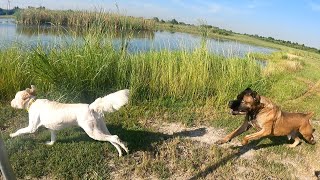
189;136;290;180
57;125;207;152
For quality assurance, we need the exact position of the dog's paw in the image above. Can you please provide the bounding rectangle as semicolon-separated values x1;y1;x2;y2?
45;141;55;146
241;139;248;146
123;147;129;154
215;139;227;145
287;144;297;148
118;152;123;157
9;133;16;138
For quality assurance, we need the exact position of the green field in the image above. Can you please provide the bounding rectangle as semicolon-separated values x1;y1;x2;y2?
1;10;320;179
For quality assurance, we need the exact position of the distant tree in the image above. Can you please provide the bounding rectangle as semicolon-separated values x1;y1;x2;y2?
200;24;212;28
160;19;165;23
267;37;274;41
153;17;159;22
0;7;20;15
170;19;178;24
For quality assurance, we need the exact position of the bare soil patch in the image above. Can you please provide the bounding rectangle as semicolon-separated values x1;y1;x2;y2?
153;122;257;160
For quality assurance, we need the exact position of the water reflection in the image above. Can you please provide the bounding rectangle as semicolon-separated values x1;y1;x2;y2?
16;25;155;39
0;18;275;57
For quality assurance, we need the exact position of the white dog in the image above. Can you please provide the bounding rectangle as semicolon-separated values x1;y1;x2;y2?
10;85;129;157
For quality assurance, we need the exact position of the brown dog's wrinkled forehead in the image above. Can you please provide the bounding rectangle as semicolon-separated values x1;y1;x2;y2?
237;88;255;99
242;94;255;102
236;88;261;102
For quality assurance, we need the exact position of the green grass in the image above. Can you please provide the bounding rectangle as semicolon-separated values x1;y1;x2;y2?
0;34;267;105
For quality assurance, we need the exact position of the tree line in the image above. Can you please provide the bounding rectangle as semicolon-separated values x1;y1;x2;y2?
0;7;19;15
245;34;320;54
153;16;319;53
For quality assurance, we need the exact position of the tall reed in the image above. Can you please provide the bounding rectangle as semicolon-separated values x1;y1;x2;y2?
15;9;155;31
0;48;31;101
1;36;267;106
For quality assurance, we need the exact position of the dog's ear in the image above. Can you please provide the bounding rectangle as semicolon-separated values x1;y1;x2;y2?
238;88;249;99
245;87;252;91
22;92;31;100
251;91;260;103
30;85;36;95
26;85;36;96
254;94;260;102
257;102;265;109
237;92;245;99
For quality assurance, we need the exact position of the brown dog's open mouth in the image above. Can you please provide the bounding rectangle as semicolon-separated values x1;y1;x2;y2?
230;109;247;115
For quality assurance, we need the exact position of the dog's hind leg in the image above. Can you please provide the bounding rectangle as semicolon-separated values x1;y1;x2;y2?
96;118;129;154
104;127;129;154
81;124;128;157
45;130;56;145
99;126;125;157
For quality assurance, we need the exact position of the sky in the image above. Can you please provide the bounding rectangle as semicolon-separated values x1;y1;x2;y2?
1;0;319;49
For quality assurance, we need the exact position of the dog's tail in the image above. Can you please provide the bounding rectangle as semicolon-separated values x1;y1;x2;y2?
89;89;129;113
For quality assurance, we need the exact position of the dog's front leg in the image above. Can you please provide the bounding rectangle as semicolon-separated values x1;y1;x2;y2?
45;130;56;145
241;128;270;145
10;113;41;138
10;126;38;138
216;118;251;145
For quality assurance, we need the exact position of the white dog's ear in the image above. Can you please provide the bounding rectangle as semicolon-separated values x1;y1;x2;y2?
26;85;36;96
22;92;31;100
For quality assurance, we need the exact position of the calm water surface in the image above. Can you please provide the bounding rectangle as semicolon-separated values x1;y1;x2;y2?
0;18;275;57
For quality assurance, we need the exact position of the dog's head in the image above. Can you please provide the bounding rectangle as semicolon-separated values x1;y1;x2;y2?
228;88;262;115
11;85;37;109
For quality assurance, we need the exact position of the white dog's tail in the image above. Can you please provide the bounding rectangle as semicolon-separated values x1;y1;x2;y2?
89;89;130;113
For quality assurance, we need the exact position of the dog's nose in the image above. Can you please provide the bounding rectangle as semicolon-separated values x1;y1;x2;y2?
228;100;235;108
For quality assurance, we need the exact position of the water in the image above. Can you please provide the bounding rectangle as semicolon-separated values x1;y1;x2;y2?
0;18;275;57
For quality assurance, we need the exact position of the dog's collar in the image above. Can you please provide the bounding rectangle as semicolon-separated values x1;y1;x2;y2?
26;98;36;112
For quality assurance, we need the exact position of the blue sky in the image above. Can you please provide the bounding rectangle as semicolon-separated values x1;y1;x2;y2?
1;0;319;48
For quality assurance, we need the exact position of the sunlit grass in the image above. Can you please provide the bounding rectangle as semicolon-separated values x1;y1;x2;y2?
0;36;266;106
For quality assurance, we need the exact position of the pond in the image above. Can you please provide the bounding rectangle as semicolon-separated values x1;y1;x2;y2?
0;18;275;57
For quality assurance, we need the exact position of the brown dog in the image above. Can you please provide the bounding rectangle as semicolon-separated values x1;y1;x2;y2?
216;88;316;147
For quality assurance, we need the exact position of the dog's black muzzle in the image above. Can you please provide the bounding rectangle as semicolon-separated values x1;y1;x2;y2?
228;100;247;115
